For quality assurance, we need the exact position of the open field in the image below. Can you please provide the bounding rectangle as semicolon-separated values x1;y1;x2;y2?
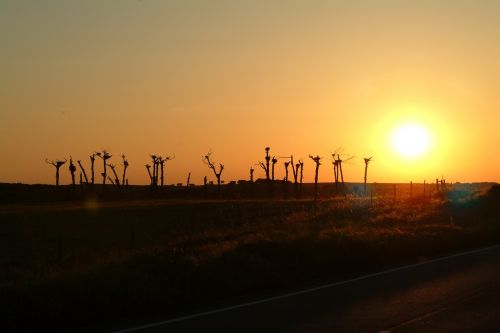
0;182;498;331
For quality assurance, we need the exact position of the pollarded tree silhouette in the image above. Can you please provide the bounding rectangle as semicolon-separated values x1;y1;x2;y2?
249;166;254;182
261;147;271;181
290;155;299;189
96;150;112;186
271;156;278;197
203;151;224;192
46;158;66;186
283;161;290;183
332;158;340;193
258;147;272;197
335;154;346;198
149;155;160;186
299;159;304;196
309;155;322;201
89;153;96;185
68;157;77;187
332;149;353;199
121;155;129;187
108;164;120;186
77;160;89;184
107;176;115;185
145;164;153;185
363;157;373;196
158;154;175;186
282;160;291;199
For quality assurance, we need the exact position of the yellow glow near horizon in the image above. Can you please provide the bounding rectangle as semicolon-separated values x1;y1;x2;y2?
1;2;500;184
391;123;431;159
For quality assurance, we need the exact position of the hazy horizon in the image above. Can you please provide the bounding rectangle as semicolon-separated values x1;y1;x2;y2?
1;1;499;185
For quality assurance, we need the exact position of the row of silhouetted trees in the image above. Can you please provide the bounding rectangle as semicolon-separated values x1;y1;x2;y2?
46;147;378;200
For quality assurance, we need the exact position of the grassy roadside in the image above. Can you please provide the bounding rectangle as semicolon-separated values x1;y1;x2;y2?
0;186;498;332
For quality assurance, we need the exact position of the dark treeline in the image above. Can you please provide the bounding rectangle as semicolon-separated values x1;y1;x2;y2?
0;181;485;205
39;147;460;202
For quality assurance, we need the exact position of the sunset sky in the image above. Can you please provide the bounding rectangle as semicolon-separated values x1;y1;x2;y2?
1;1;499;185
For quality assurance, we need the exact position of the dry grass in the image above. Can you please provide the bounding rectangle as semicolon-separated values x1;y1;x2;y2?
0;184;497;331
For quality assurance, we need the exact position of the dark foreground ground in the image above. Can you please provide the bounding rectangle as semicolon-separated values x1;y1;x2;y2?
114;244;500;333
0;183;498;332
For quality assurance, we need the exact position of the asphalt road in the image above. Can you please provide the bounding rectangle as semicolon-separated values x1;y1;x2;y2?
114;244;500;333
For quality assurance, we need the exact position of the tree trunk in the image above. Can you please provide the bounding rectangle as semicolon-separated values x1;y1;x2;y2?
102;159;106;186
339;162;346;199
314;163;319;201
122;167;127;187
364;164;368;196
90;157;95;185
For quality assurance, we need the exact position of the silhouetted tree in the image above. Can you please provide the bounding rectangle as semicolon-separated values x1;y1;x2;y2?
107;175;115;185
309;155;322;201
332;158;340;193
290;156;299;193
68;157;77;187
250;167;254;182
363;157;373;196
121;155;129;187
299;159;304;196
77;160;89;184
108;164;120;186
203;151;224;192
89;153;96;185
271;156;278;197
46;158;66;186
145;164;153;185
149;155;160;186
158;154;175;186
96;150;112;186
337;154;346;198
283;161;290;183
259;147;272;196
332;150;353;199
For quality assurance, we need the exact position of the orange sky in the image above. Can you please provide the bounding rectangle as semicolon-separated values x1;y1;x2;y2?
1;1;499;185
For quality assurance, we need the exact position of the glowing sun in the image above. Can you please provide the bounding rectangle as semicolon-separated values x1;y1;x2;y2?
391;123;431;158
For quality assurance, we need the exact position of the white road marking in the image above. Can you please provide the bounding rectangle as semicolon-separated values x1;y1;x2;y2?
112;243;500;333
